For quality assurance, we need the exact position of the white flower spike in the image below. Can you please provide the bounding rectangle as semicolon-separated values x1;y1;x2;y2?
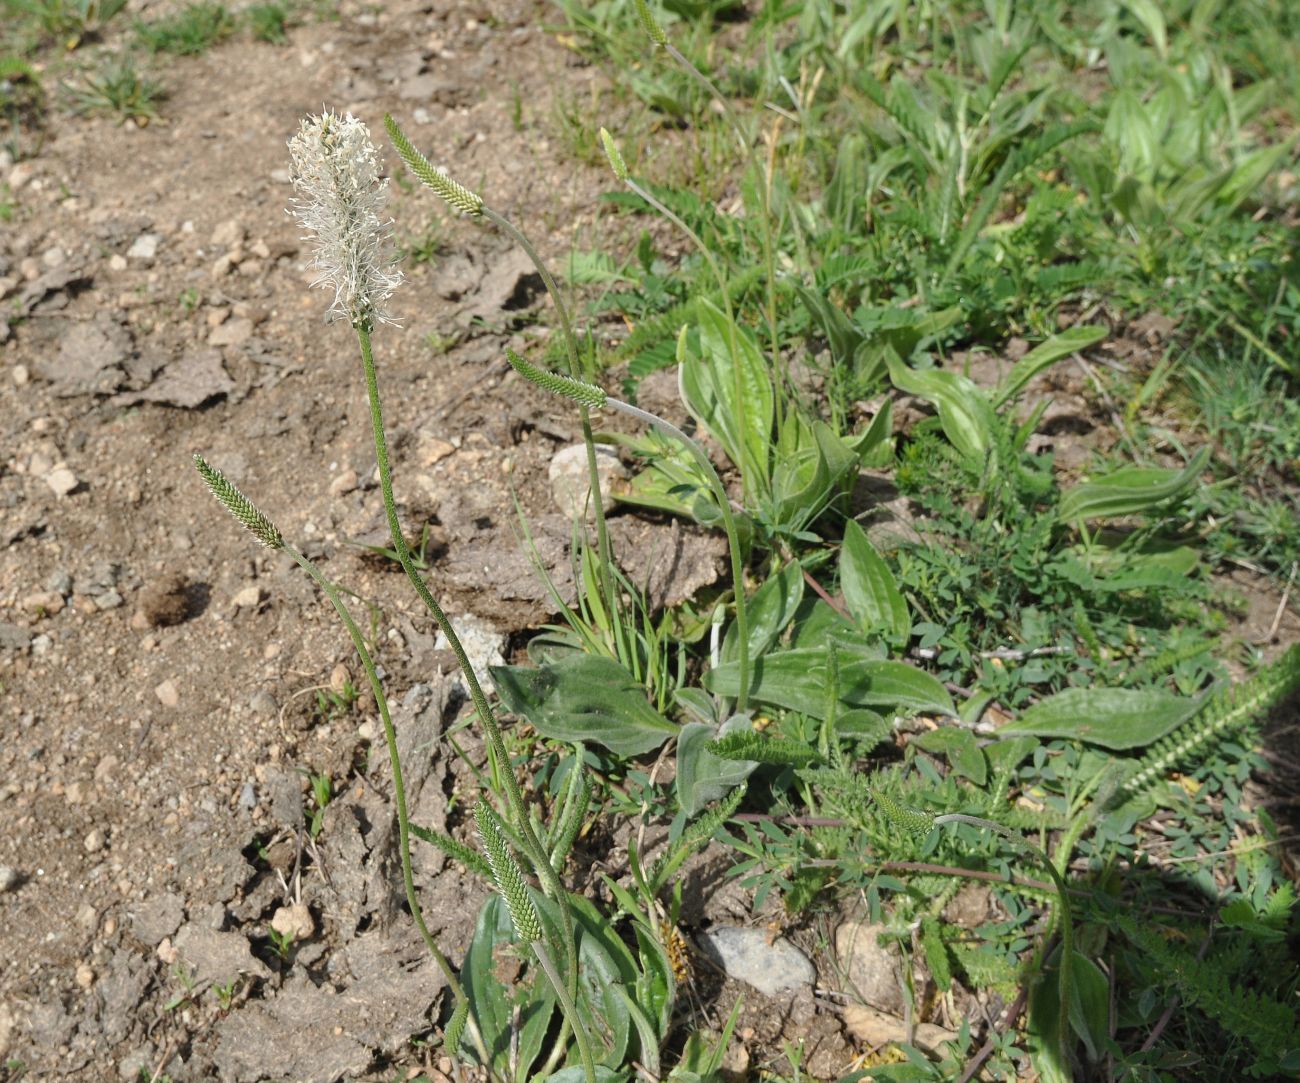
288;110;401;327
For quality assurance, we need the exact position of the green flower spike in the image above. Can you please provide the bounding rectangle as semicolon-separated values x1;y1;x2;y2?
599;128;629;182
633;0;668;46
476;803;544;944
383;115;484;217
194;454;284;550
506;348;607;410
872;789;936;838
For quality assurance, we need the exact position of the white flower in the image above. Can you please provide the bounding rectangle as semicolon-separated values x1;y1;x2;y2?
288;111;401;327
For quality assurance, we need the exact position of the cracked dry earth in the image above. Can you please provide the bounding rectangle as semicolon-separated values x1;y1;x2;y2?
0;2;742;1078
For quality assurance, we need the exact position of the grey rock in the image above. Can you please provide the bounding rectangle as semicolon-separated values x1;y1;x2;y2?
248;689;278;718
238;781;256;810
127;233;161;261
697;925;816;998
131;891;185;945
94;590;124;610
834;920;906;1014
173;923;270;986
45;569;73;595
115;348;234;409
95;955;150;1045
548;442;626;518
262;767;303;829
433;613;505;696
0;865;22;892
0;623;30;651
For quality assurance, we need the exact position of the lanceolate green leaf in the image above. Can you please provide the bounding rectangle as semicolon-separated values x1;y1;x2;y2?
992;326;1107;408
704;648;954;719
723;559;803;663
887;354;995;462
839;519;911;644
678;298;774;499
999;686;1202;750
491;655;677;756
1056;447;1210;523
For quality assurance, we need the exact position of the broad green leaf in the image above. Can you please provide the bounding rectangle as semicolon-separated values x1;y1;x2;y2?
704;648;954;719
1067;952;1111;1063
999;686;1201;750
1056;447;1210;523
839;519;910;644
1120;0;1167;58
723;559;803;663
491;655;677;756
462;895;556;1077
847;397;893;468
1107;89;1159;181
993;326;1107;407
888;355;995;462
679;299;774;498
676;716;756;816
913;728;987;785
769;415;862;534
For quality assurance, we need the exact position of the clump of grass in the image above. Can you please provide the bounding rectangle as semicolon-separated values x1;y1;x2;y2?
134;1;234;56
66;55;164;124
245;1;293;44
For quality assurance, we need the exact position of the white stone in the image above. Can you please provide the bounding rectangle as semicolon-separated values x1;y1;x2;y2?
548;443;626;518
154;679;179;707
127;233;161;261
46;467;79;497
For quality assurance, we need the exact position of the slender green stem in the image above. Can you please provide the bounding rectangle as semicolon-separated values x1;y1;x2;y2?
354;323;580;996
623;177;763;506
534;941;598;1083
479;207;621;648
282;542;491;1070
936;813;1074;1073
605;397;749;713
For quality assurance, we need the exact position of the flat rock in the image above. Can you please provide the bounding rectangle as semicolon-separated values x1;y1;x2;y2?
116;348;234;409
834;920;905;1014
38;314;133;396
173;923;271;986
843;1003;958;1055
696;925;815;998
130;891;185;945
548;442;626;517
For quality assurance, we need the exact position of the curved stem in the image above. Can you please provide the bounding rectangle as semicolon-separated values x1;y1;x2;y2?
534;941;598;1083
479;207;620;651
935;813;1074;1073
354;324;577;986
605;397;749;713
283;543;492;1070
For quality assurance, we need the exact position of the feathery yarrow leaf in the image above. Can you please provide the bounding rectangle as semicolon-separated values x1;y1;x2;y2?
384;115;483;217
288;110;401;327
409;822;493;881
633;0;668;45
194;454;283;550
475;804;544;943
506;348;607;409
1120;643;1300;801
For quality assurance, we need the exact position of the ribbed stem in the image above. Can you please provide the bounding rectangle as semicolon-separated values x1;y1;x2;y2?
354;323;579;995
282;542;490;1069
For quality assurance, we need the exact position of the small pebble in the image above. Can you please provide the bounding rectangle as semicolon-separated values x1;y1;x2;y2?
84;828;106;853
232;585;263;610
74;963;95;989
94;590;124;611
21;590;64;617
329;468;358;496
154;679;179;707
108;254;128;272
238;782;256;810
0;865;21;892
46;467;80;497
248;690;278;717
12;364;28;386
136;573;190;627
127;233;161;261
270;902;314;941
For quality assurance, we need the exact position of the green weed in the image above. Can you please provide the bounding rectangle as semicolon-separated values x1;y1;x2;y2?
66;56;164;124
134;2;234;56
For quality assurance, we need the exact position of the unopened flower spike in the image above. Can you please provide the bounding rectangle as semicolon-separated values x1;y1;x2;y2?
633;0;668;46
194;454;284;550
476;803;544;944
599;128;628;182
383;115;484;217
288;110;401;327
506;348;607;410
